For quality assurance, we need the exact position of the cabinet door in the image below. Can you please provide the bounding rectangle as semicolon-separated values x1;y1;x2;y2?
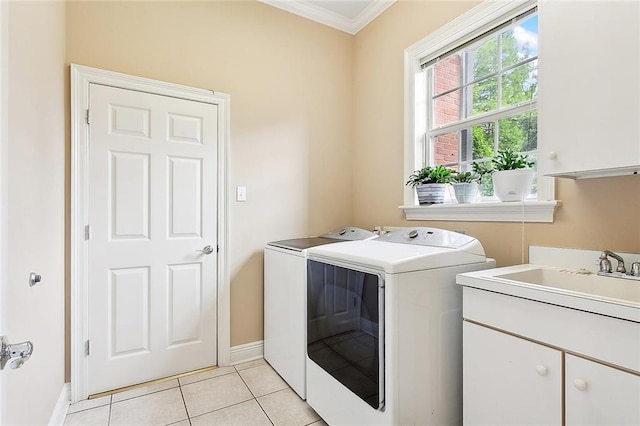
566;354;640;425
538;0;640;176
463;322;562;425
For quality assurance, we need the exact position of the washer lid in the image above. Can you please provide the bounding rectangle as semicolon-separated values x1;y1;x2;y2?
307;228;487;273
267;237;343;252
267;226;376;252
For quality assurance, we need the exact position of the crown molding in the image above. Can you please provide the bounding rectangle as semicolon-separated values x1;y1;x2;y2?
259;0;395;35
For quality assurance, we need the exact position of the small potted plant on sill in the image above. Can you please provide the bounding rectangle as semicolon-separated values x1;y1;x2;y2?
406;165;454;205
451;171;480;204
473;148;534;202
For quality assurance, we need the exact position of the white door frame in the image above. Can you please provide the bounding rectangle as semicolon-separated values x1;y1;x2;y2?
70;64;231;402
0;1;8;421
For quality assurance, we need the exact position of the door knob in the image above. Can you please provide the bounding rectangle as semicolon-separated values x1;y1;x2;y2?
0;336;34;370
196;245;214;255
29;272;42;287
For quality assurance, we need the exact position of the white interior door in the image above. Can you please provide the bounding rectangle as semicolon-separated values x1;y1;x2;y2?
87;83;218;395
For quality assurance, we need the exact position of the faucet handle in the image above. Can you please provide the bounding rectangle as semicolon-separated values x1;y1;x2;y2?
631;262;640;277
599;258;612;274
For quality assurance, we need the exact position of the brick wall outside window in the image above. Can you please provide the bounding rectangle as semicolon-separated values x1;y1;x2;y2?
432;55;462;167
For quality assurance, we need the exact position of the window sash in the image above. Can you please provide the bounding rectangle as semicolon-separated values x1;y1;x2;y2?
423;8;538;172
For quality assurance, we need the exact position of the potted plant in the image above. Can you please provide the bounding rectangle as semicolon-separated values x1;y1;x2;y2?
451;171;480;204
406;165;454;205
473;148;534;202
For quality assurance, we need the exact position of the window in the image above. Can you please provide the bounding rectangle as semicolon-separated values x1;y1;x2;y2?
403;0;557;222
427;11;538;199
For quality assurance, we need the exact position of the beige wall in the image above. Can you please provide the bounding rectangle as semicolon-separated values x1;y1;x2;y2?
62;0;640;385
65;1;354;352
353;0;640;265
5;1;66;424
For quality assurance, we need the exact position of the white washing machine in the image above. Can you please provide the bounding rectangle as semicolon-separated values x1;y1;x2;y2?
264;227;376;399
305;227;496;425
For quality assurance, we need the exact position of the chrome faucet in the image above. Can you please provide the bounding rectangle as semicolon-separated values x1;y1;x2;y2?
599;250;626;274
598;251;640;280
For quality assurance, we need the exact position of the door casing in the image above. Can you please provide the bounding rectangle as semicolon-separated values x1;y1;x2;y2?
0;1;8;420
70;64;231;402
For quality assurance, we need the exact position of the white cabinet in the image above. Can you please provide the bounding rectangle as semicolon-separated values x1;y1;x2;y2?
461;286;640;424
538;0;640;178
566;354;640;425
463;322;562;425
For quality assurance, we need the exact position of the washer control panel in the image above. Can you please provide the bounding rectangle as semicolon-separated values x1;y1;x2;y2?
321;227;376;241
378;227;476;248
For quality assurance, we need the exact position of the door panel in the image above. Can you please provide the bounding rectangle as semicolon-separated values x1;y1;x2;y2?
110;152;150;239
88;83;218;394
168;263;202;346
168;157;202;237
109;267;150;356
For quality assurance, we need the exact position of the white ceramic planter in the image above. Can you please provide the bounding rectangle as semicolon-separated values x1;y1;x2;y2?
492;169;534;202
453;182;479;204
416;183;447;205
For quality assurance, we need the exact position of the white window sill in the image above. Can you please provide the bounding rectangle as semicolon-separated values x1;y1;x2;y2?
400;200;561;223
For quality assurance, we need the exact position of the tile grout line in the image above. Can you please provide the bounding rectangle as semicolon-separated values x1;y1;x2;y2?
177;380;193;426
186;396;256;422
107;396;112;426
234;368;275;426
109;383;181;405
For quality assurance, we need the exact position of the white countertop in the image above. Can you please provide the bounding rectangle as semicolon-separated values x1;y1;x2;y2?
457;263;640;323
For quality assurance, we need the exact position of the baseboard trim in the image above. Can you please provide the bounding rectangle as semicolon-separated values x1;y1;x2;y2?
48;383;70;426
229;340;263;365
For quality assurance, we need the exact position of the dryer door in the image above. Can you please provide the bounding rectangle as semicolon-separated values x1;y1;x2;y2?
306;259;385;410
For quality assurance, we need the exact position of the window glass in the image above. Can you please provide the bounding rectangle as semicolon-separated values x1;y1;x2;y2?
472;36;498;80
501;15;539;68
470;76;498;115
501;60;537;107
433;54;462;96
498;111;537;152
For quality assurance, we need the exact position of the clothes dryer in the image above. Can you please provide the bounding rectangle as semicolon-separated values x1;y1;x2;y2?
305;227;496;425
264;227;376;399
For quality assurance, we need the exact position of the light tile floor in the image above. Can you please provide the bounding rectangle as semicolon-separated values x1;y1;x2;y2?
64;359;327;426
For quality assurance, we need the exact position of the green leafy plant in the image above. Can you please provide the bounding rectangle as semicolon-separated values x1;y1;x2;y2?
406;165;454;187
472;148;534;176
451;171;481;184
492;147;534;171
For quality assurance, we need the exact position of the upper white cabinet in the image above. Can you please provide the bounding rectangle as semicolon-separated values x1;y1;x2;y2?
538;0;640;178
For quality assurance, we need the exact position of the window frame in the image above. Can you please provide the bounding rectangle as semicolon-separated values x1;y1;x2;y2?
402;0;558;222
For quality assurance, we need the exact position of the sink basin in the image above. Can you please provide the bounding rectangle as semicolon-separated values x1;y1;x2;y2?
495;267;640;307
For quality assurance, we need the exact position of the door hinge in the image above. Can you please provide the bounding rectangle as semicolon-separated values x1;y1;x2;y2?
86;109;91;125
85;340;90;356
217;245;219;253
84;225;91;240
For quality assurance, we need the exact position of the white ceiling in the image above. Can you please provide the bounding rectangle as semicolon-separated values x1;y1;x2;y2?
258;0;396;35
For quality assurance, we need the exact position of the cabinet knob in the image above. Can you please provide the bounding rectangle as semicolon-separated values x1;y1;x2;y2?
573;379;588;391
548;152;557;160
536;365;548;376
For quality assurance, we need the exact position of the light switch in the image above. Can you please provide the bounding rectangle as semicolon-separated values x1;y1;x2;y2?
236;186;247;202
